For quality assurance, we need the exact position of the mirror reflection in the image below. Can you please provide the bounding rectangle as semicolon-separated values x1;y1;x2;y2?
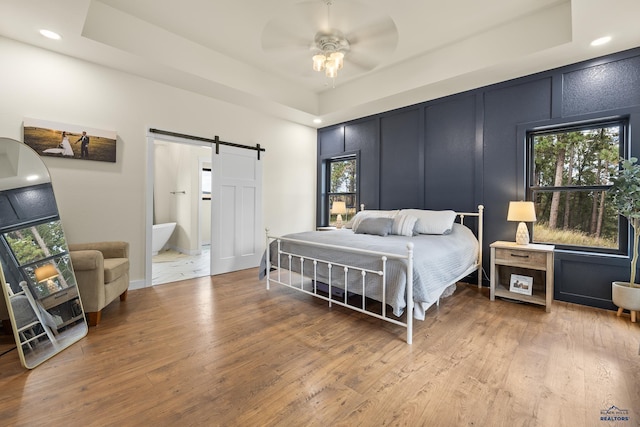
0;137;87;369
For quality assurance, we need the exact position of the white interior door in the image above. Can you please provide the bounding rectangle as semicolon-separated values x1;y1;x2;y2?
210;144;263;275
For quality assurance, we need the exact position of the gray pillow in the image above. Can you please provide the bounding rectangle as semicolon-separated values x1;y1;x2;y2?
353;217;393;236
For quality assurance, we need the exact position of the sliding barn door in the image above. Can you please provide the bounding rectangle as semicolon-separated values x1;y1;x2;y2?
210;144;263;275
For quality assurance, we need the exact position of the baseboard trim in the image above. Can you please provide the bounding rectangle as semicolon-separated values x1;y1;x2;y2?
128;279;147;290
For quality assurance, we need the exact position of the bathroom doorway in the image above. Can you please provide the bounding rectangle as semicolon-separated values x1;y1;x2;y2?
145;129;264;287
150;139;212;285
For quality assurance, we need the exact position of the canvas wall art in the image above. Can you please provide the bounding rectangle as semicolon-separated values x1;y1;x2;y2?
23;118;117;163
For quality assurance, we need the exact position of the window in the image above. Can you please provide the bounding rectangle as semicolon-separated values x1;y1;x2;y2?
327;156;357;227
2;220;76;299
201;167;211;200
528;119;627;252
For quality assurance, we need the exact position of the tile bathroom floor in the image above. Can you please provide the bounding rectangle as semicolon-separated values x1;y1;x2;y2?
152;245;210;286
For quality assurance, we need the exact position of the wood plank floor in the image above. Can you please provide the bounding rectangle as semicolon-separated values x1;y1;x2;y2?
0;268;638;426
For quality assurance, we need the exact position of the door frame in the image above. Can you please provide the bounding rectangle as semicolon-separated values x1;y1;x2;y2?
199;158;212;247
145;131;212;287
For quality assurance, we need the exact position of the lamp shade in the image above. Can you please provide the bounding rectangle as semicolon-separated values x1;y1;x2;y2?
35;264;58;282
312;54;326;71
331;201;347;215
507;201;537;222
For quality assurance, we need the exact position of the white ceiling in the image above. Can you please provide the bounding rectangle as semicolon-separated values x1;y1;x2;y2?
1;0;639;128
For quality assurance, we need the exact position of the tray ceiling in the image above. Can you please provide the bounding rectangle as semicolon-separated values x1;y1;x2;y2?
0;0;639;127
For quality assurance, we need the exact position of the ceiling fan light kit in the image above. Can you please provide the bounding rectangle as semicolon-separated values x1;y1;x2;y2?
312;32;348;78
311;1;349;80
261;0;398;87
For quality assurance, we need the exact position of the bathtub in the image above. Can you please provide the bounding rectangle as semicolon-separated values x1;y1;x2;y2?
152;222;176;255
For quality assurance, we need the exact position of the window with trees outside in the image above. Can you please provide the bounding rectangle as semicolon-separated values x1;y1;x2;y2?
529;119;627;252
327;156;357;227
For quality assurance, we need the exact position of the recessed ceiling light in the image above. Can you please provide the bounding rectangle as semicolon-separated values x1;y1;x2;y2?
591;36;611;46
39;29;62;40
313;118;322;124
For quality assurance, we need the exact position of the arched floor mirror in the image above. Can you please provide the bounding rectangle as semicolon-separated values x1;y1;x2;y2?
0;137;87;369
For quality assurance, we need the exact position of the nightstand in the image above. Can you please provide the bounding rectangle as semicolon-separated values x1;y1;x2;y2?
490;241;555;312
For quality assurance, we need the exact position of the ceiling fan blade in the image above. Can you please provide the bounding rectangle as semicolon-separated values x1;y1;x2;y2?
345;51;380;72
261;25;312;51
275;56;317;78
346;17;398;49
261;1;328;52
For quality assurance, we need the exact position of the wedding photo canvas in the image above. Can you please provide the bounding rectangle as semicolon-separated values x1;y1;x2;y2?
23;118;117;163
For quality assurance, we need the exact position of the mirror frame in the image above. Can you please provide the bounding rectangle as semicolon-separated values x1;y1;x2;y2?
0;137;87;369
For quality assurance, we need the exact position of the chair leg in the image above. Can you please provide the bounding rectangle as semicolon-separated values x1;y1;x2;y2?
632;311;637;323
617;307;624;317
87;311;102;326
1;319;12;335
119;290;128;302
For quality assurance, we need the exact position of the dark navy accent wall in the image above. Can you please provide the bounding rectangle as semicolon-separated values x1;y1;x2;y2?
318;126;344;156
562;55;640;116
345;119;379;210
380;108;422;209
317;47;640;310
483;78;553;245
317;126;345;225
425;94;476;211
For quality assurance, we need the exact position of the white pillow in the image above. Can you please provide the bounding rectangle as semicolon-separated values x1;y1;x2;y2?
399;209;457;235
391;214;418;237
347;210;399;230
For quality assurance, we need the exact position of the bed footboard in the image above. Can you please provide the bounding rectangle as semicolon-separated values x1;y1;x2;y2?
265;235;416;344
264;204;484;344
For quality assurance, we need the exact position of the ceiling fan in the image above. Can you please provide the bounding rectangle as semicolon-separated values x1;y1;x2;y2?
261;0;398;83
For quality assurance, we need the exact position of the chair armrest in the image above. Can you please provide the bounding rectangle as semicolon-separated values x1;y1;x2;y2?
68;241;129;260
69;250;106;312
69;249;104;271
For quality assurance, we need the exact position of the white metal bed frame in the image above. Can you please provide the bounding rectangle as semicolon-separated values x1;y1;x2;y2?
265;205;484;344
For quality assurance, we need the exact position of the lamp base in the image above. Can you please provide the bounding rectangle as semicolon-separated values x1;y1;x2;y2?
336;214;343;228
515;222;530;245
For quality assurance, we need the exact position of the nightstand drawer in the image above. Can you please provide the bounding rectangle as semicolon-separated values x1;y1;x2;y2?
39;286;79;310
494;248;547;269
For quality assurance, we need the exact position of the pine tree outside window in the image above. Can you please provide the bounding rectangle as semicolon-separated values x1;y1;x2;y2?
528;119;627;253
327;156;357;227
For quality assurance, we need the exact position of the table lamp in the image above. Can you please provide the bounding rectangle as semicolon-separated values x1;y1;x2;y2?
331;201;347;228
507;201;537;245
35;264;60;293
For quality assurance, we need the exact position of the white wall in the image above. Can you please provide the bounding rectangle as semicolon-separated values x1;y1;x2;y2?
0;37;317;286
153;142;177;226
174;143;195;253
154;142;212;254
